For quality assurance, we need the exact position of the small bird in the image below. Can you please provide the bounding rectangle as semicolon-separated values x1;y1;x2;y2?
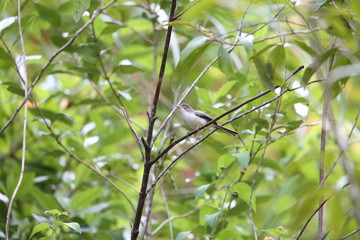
178;103;238;136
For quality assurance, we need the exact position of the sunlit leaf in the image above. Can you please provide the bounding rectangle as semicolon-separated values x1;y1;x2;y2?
59;222;82;234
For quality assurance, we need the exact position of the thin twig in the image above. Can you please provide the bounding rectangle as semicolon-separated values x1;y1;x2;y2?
339;229;360;239
0;0;119;136
152;207;200;235
5;2;28;239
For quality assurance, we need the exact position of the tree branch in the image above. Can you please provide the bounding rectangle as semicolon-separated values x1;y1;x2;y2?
5;2;28;238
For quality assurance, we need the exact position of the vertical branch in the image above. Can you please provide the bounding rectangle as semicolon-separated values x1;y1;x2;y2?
131;0;177;239
5;1;28;239
318;47;335;240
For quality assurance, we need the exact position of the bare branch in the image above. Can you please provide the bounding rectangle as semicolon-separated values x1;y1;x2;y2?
5;2;28;238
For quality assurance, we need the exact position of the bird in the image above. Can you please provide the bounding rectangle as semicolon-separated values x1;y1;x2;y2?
177;103;238;136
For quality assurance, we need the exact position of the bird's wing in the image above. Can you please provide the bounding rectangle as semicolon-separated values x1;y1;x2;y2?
194;110;213;122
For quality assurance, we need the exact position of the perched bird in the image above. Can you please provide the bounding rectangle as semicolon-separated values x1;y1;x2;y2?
178;103;238;136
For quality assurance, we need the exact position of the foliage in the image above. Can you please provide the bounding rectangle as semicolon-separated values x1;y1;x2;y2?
0;0;360;239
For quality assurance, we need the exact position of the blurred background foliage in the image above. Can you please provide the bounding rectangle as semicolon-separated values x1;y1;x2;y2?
0;0;360;239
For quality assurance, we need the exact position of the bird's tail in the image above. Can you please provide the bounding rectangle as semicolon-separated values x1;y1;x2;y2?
215;124;238;136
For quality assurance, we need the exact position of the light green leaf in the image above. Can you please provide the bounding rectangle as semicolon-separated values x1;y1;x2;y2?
233;152;250;168
218;154;235;171
268;45;286;86
73;0;90;23
70;187;103;211
275;195;296;213
217;229;243;240
214;81;237;102
29;222;51;239
44;209;60;215
195;184;210;200
231;182;256;211
204;211;221;228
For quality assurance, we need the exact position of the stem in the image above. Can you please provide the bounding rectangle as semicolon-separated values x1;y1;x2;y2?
5;1;28;238
131;0;177;238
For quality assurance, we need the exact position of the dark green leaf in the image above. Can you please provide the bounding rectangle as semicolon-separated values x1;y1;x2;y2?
34;4;61;27
0;47;14;63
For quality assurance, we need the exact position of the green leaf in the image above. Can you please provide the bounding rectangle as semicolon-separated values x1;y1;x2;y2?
253;56;274;89
231;182;256;211
268;45;286;86
195;184;210;200
214;81;237;102
302;47;337;84
172;36;210;83
113;62;143;74
59;222;81;234
7;85;25;97
217;229;243;240
29;222;51;239
204;211;221;228
275;195;296;213
176;231;191;240
165;21;196;29
218;46;234;75
73;0;90;23
218;154;235;171
32;187;61;210
70;187;103;210
233;152;250;168
0;47;14;63
44;209;60;215
34;4;61;27
195;87;212;105
293;40;316;57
